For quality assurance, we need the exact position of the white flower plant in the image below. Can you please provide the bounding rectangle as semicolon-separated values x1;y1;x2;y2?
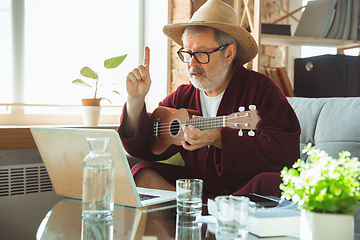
280;143;360;214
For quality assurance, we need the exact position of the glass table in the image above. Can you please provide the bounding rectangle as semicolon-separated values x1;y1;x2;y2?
36;198;302;240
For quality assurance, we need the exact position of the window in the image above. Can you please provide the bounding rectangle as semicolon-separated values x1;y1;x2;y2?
23;0;139;106
0;0;11;113
0;0;169;125
301;46;359;58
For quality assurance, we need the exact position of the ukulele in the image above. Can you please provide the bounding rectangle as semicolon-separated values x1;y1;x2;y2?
149;105;261;155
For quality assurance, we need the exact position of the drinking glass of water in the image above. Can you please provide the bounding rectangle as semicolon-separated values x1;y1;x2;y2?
176;179;203;216
215;195;249;239
175;213;202;239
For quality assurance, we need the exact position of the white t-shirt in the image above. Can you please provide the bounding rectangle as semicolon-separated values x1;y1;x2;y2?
200;90;224;117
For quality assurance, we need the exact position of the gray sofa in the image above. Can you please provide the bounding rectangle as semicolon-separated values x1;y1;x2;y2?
127;97;360;166
287;97;360;161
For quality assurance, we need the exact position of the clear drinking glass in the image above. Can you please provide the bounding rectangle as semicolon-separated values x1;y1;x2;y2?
215;195;250;240
176;179;203;216
82;137;115;219
175;213;202;240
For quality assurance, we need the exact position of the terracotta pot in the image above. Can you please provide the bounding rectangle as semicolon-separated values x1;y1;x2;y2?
81;98;101;106
81;99;101;125
300;209;354;240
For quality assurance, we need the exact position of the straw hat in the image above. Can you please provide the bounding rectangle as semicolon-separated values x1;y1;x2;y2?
163;0;258;64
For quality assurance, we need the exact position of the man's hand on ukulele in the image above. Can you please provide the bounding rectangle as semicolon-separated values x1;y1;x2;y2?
126;46;151;101
181;116;222;150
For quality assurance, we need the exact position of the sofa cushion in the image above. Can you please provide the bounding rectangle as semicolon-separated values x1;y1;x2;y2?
287;97;360;162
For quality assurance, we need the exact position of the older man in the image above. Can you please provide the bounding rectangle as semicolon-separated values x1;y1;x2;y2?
119;0;300;199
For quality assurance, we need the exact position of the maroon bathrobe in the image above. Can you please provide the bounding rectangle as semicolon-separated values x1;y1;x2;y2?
118;61;300;200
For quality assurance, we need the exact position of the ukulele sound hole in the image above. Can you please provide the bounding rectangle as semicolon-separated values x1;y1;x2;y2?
170;120;180;136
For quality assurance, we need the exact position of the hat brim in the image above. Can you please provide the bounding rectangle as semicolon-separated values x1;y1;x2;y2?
163;21;258;64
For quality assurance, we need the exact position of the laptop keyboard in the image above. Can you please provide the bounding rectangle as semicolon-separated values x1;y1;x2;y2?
139;193;160;201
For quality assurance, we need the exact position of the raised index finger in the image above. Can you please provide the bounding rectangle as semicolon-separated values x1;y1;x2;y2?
143;46;150;69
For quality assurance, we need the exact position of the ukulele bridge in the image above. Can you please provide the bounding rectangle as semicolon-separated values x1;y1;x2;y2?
154;119;160;140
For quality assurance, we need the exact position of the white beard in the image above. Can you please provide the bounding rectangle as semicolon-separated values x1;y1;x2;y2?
187;56;229;92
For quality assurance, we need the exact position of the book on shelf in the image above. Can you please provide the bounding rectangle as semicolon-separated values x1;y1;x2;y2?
350;0;359;40
295;0;360;40
265;67;295;97
341;0;352;40
335;0;347;39
326;0;343;39
277;67;295;97
321;4;336;38
266;68;285;93
247;23;291;36
295;0;337;38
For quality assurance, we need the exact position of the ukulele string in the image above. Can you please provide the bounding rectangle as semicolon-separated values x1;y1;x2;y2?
153;115;251;136
153;115;249;130
153;116;234;131
154;123;251;136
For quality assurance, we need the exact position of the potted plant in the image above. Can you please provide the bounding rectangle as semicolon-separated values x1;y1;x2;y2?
72;54;127;125
280;143;360;240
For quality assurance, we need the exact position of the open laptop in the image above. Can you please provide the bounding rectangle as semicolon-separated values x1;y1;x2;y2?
30;127;176;208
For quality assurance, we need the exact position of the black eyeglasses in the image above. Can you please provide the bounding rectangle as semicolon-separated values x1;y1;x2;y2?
177;44;230;64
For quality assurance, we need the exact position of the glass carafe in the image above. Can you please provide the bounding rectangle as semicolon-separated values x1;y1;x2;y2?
82;137;114;219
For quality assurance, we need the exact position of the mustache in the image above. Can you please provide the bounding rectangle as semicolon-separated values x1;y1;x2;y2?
188;67;207;78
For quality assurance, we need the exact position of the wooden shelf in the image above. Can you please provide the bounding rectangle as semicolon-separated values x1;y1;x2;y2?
236;0;360;72
261;34;360;49
0;125;119;150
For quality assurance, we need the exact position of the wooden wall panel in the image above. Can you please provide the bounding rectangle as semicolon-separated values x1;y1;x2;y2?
0;128;36;150
0;126;118;150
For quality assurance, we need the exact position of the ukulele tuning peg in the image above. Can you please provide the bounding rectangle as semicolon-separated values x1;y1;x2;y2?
239;106;245;112
238;129;243;136
248;130;255;137
249;105;256;111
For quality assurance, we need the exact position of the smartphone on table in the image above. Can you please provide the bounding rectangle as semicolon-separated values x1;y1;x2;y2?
240;193;280;208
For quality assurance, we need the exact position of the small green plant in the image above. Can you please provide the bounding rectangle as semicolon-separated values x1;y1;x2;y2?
72;54;127;104
280;143;360;214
